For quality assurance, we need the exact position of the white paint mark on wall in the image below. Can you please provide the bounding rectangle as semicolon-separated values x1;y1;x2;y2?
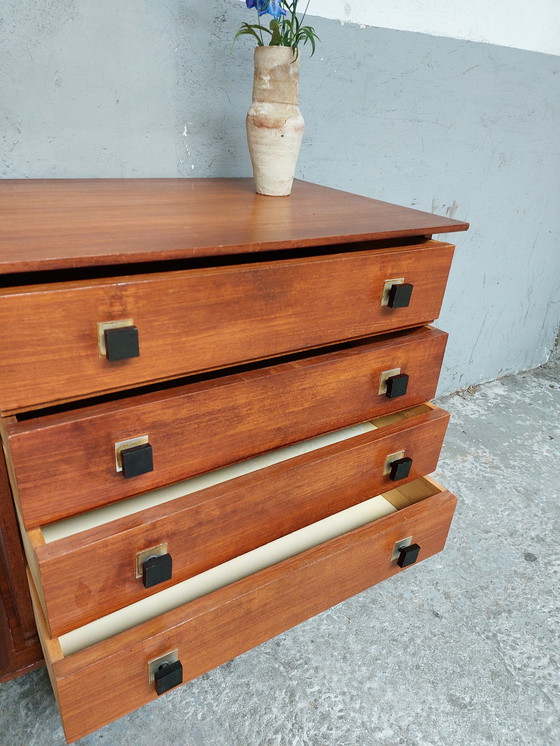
238;1;560;56
182;124;195;170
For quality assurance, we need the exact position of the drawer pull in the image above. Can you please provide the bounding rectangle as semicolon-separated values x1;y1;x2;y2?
397;543;421;568
121;442;153;479
385;373;409;399
142;553;173;589
388;283;413;309
154;660;183;695
389;456;413;482
104;325;140;362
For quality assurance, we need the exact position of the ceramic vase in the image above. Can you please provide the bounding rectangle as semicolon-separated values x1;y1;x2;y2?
246;46;305;197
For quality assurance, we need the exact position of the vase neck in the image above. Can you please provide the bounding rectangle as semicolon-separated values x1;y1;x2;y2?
252;46;300;105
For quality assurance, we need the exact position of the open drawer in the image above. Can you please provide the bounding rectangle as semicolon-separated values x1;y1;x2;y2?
24;403;449;636
0;240;454;414
29;476;457;743
5;326;448;529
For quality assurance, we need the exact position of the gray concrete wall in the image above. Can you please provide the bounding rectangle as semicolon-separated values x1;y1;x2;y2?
2;0;559;394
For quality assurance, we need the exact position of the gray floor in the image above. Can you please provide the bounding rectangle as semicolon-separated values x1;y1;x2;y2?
1;363;559;746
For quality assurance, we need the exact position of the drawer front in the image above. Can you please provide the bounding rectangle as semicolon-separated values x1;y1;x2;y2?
7;327;448;528
0;241;454;413
32;482;457;743
31;405;449;636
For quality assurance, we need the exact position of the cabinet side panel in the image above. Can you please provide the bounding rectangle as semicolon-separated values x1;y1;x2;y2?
0;441;43;680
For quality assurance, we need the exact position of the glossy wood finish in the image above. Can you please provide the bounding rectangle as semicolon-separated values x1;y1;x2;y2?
0;447;43;680
31;480;457;743
31;405;449;636
0;179;468;274
0;179;466;742
0;240;454;414
8;326;448;529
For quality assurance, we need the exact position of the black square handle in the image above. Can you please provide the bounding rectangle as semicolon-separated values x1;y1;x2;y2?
388;283;414;309
143;553;172;589
385;373;409;399
397;543;421;568
154;660;183;695
390;456;413;482
121;442;153;479
104;325;140;362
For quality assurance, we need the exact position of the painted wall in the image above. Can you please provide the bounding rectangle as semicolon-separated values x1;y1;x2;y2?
1;0;559;395
306;0;560;57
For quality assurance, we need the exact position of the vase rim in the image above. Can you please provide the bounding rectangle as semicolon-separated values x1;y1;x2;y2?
254;45;297;58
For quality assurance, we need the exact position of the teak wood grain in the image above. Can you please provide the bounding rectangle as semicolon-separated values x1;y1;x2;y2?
0;179;468;274
31;405;450;636
0;240;454;414
0;446;43;680
8;327;448;528
32;483;457;743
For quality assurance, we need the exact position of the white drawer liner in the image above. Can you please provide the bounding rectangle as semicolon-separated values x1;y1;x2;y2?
43;419;379;543
59;491;396;655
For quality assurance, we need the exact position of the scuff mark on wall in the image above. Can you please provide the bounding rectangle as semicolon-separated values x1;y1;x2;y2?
446;201;459;218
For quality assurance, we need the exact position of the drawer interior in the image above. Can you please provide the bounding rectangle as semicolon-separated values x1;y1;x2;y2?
53;476;443;656
40;403;435;544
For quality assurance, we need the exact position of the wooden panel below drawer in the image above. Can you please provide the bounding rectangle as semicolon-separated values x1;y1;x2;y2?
0;446;43;680
6;326;448;529
29;478;457;743
0;240;454;413
28;403;449;636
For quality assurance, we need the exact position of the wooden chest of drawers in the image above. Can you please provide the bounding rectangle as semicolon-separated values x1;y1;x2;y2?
0;178;468;742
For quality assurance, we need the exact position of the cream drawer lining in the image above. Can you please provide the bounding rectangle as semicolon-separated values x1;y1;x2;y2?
59;492;397;656
42;420;378;542
42;403;433;543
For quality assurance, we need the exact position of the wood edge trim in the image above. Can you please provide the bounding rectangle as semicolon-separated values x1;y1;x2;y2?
423;474;449;493
0;228;466;278
0;240;456;297
28;528;46;549
26;568;63;664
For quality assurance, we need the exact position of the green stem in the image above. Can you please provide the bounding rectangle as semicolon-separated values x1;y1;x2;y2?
256;9;264;44
299;0;311;27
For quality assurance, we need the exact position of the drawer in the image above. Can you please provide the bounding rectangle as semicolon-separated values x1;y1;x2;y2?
5;326;448;528
24;403;449;636
29;477;457;743
0;240;454;413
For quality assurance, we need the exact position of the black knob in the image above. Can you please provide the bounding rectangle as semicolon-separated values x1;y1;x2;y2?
397;543;421;568
143;553;172;589
388;283;413;309
104;325;139;362
390;456;413;482
385;373;409;399
121;442;153;479
154;660;183;695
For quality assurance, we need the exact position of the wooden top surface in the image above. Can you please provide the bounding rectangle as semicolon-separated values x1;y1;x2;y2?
0;178;468;274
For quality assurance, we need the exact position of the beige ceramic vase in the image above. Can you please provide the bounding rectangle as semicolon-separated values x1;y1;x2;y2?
246;45;305;196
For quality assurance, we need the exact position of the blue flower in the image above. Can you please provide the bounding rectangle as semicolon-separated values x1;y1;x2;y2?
246;0;286;19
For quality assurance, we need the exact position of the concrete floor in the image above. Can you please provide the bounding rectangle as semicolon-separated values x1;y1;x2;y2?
1;362;558;746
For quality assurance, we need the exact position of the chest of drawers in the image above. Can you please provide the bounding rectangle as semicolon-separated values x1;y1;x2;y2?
0;178;468;742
